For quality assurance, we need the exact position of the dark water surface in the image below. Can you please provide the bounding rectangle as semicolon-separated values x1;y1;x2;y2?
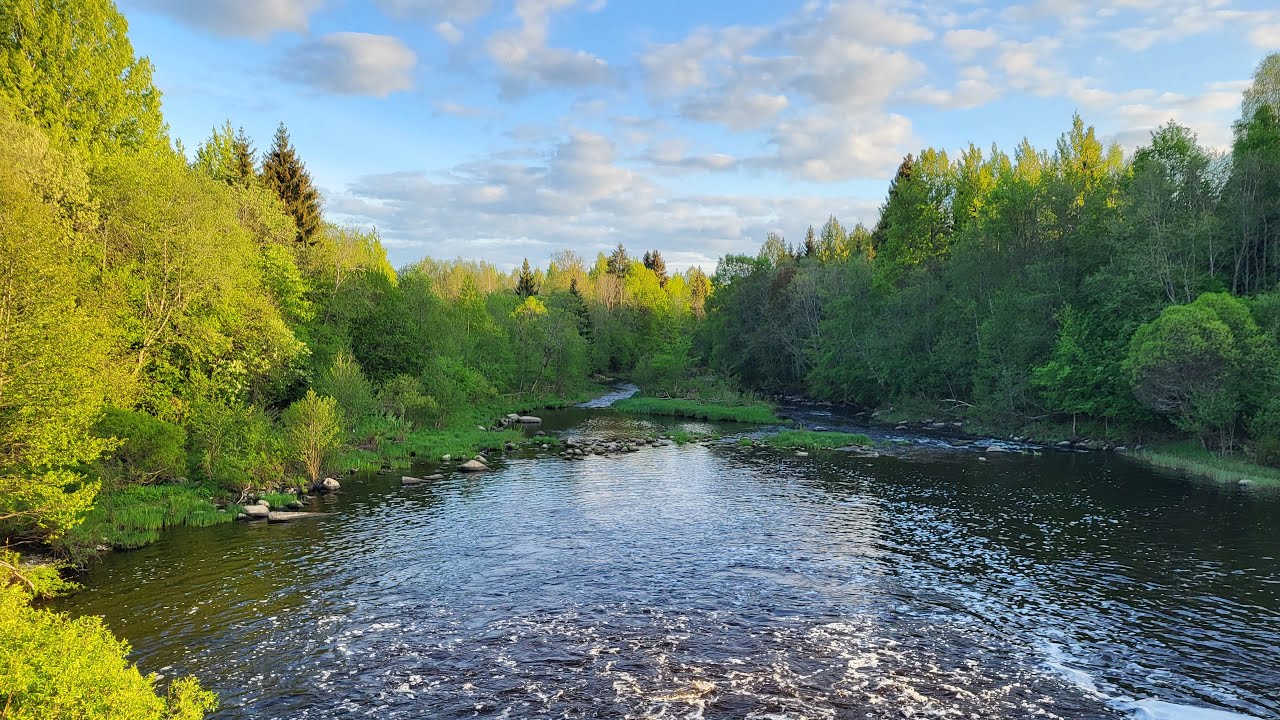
56;409;1280;719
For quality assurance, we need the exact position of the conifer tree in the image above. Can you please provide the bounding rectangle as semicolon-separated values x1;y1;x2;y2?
261;122;321;244
516;258;538;297
802;226;818;257
642;250;669;286
233;126;256;186
607;243;629;277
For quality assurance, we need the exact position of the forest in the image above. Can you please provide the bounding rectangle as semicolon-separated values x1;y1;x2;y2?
2;0;1280;716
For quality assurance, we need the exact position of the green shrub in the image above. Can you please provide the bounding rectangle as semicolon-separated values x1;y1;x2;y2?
0;553;217;719
95;408;188;482
57;484;236;554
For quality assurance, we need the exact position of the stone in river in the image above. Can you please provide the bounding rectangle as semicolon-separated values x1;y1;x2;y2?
517;416;542;423
267;511;326;522
319;477;341;492
458;459;490;472
242;503;269;519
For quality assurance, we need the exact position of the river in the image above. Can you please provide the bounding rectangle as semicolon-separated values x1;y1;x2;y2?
55;404;1280;719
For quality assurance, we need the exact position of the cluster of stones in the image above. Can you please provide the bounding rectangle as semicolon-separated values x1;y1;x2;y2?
558;436;672;459
495;413;543;428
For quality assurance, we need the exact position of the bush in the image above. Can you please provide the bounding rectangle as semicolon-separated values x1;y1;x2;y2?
95;408;188;482
0;552;217;718
282;390;342;484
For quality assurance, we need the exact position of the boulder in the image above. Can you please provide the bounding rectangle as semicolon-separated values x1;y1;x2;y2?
474;454;489;464
517;416;543;424
458;459;490;472
267;511;326;522
442;454;452;462
477;425;487;431
1055;440;1073;448
319;477;341;492
402;473;444;486
242;503;270;519
505;413;520;421
287;500;305;509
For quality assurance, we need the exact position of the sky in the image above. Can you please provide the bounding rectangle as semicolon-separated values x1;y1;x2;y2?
121;0;1280;271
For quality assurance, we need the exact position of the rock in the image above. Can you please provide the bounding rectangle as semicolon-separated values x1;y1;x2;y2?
1056;440;1073;448
474;454;488;464
319;477;341;493
535;430;546;436
287;500;305;509
894;425;908;431
458;459;490;472
442;454;452;462
985;446;1008;453
477;425;487;431
1113;446;1128;452
267;511;326;523
795;451;809;457
242;503;270;519
978;456;988;462
565;438;577;448
506;413;520;421
517;416;542;424
1238;478;1252;487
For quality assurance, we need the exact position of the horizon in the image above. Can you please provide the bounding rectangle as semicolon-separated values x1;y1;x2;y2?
127;0;1278;271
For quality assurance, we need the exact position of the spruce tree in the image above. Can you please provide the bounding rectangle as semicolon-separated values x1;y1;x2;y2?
802;226;818;257
516;258;538;297
233;126;256;187
261;122;321;244
642;250;669;286
607;243;629;277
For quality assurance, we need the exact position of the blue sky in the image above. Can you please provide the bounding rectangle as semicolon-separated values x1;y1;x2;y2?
122;0;1280;271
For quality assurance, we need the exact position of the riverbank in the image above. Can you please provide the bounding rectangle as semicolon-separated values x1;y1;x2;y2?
612;396;782;423
1135;441;1280;488
55;386;609;562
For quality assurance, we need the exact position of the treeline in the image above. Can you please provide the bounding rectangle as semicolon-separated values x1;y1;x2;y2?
703;55;1280;463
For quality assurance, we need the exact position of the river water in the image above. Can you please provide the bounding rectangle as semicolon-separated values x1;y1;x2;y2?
56;405;1280;719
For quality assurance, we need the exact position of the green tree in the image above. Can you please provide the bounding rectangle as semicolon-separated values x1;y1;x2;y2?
642;250;669;286
607;243;630;277
0;110;118;540
515;258;538;298
260;122;321;244
282;390;342;485
0;0;166;162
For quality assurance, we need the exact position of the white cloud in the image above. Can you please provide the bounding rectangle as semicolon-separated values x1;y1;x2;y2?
128;0;322;39
485;0;617;95
942;28;1000;59
752;113;915;182
435;21;463;44
375;0;492;23
1249;24;1280;48
279;33;416;97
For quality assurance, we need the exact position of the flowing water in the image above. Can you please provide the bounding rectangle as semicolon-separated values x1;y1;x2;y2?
56;405;1280;719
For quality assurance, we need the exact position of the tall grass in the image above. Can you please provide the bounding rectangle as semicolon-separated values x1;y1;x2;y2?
760;430;873;451
59;484;238;557
1137;441;1280;487
612;396;781;424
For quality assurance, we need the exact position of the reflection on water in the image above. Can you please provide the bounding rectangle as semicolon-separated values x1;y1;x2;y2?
56;410;1280;719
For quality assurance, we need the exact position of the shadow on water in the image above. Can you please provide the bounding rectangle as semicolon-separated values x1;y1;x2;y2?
55;406;1280;719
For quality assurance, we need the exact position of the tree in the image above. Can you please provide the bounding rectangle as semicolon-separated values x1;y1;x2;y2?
801;226;818;257
607;243;629;277
687;267;711;318
0;111;119;540
260;122;321;244
282;390;342;485
0;0;166;162
642;250;669;286
515;258;539;297
192;120;256;188
1241;52;1280;126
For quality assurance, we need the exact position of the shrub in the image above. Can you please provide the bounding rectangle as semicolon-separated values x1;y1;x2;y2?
0;552;217;718
282;390;342;484
95;408;188;482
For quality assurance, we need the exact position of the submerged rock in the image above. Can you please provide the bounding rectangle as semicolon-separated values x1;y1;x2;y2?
401;474;444;486
267;511;326;522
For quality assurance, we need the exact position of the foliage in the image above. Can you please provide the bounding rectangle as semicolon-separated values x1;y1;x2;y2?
1;554;216;718
282;390;342;484
260;123;320;244
95;408;187;482
57;483;236;555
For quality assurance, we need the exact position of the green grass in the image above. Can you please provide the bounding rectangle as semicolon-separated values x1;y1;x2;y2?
670;430;720;444
759;429;873;451
259;492;297;508
58;483;238;558
612;396;781;424
1136;441;1280;487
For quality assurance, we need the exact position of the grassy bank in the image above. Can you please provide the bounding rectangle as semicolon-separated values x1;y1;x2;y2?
58;483;240;560
612;396;781;424
1135;441;1280;487
757;429;873;451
